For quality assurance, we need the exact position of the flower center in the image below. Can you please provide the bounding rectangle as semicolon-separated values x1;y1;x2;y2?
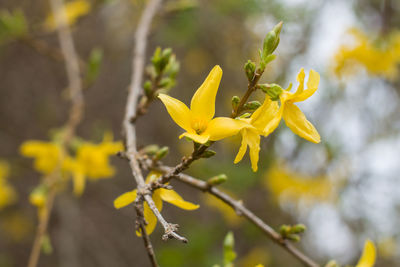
191;118;208;135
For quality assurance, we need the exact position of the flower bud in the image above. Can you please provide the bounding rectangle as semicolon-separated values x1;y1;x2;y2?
207;174;227;186
279;224;291;237
155;146;169;160
30;185;48;208
231;96;240;110
143;80;152;96
292;224;307;234
243;101;261;111
244;60;256;81
201;150;216;158
286;234;300;242
142;144;160;155
263;83;283;101
325;260;339;267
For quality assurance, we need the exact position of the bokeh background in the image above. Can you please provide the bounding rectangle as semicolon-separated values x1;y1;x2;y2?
1;0;400;266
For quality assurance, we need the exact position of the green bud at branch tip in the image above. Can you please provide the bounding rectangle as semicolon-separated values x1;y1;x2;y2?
201;150;216;158
243;101;261;111
207;174;228;186
155;146;169;160
292;224;307;234
142;144;159;155
231;96;240;109
244;60;256;81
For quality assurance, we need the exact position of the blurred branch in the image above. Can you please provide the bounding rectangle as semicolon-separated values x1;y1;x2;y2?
20;35;86;71
27;0;84;266
157;166;321;267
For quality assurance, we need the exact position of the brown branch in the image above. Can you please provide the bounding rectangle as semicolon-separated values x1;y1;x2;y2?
157;166;320;267
27;0;84;266
27;186;57;267
122;0;187;264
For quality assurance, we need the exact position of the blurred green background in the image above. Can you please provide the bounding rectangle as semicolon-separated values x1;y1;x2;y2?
1;0;400;266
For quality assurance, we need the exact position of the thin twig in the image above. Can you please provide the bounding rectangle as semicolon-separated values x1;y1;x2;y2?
122;0;187;264
158;166;320;267
27;0;84;266
27;187;57;267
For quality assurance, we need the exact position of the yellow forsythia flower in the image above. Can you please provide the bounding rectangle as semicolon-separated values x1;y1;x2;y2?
158;65;249;144
44;0;91;31
334;28;400;80
114;171;199;235
20;141;63;174
0;161;17;210
64;133;123;196
356;240;376;267
234;68;320;171
203;192;241;227
265;163;333;205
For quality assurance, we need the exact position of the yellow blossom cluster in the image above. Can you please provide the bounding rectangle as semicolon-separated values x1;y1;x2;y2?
114;171;199;235
44;0;91;31
265;163;334;205
20;132;123;197
159;65;320;172
0;161;17;210
334;28;400;80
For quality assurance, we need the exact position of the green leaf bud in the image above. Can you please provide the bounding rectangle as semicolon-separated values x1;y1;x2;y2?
143;80;152;96
142;144;160;155
279;224;291;237
243;101;261;111
201;150;216;158
155;146;169;160
286;234;300;242
207;174;228;186
244;60;256;81
85;47;103;85
231;96;240;110
292;224;307;234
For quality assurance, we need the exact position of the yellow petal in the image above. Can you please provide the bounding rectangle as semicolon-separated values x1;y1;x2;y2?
293;69;320;102
190;65;222;121
234;128;260;172
247;130;261;172
159;188;199;210
137;190;163;236
179;132;210;144
293;68;305;95
356;240;376;267
250;96;281;136
282;103;320;143
73;172;86;196
234;129;249;164
158;94;193;132
205;117;249;141
114;190;137;209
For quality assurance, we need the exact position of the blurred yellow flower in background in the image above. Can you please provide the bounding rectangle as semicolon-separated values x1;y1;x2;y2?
20;141;63;174
44;0;91;31
356;240;376;267
114;171;199;235
203;191;241;227
265;163;334;205
334;28;400;80
63;133;123;195
159;65;249;144
0;161;17;210
234;68;320;172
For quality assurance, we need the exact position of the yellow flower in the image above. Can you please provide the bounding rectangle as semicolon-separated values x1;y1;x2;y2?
356;240;376;267
0;161;17;210
114;171;199;235
158;65;249;144
20;141;63;174
265;163;334;205
234;68;320;171
64;133;123;195
44;0;91;31
334;28;400;80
